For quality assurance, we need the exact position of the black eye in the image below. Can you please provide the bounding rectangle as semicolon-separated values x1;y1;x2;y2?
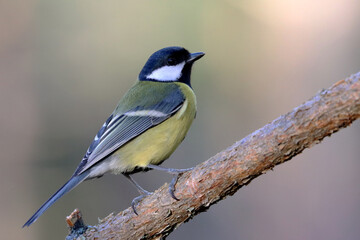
167;57;176;65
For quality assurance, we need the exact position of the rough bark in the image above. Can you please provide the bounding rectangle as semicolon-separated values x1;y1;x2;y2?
75;72;360;239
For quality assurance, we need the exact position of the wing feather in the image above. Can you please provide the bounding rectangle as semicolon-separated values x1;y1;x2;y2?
74;86;184;175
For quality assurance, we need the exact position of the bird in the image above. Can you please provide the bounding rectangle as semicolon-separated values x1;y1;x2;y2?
23;46;205;227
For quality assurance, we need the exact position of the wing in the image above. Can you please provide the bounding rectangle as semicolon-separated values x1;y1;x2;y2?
74;84;185;175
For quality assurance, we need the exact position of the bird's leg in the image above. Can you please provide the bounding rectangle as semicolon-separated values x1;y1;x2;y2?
124;174;152;215
147;164;194;201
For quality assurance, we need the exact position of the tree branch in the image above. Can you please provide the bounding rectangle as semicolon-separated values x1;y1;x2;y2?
76;72;360;239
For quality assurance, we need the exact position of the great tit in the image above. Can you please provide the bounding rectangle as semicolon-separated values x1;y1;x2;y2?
23;46;205;227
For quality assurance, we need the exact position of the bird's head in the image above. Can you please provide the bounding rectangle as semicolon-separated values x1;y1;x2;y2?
139;46;205;86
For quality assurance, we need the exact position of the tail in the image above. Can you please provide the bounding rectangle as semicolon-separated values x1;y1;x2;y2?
23;172;89;227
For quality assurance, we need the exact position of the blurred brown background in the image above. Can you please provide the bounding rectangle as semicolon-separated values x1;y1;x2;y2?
1;0;360;239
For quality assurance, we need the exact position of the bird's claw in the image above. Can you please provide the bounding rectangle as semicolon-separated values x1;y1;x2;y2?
168;167;194;201
169;174;180;201
131;190;152;215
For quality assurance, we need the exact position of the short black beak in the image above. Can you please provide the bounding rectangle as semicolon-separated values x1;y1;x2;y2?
188;52;205;63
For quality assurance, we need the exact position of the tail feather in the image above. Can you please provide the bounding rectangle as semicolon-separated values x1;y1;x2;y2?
23;173;89;227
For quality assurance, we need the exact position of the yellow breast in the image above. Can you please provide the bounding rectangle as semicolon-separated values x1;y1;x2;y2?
109;83;196;174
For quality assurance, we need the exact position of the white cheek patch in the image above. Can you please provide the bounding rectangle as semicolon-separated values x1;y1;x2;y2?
146;62;185;81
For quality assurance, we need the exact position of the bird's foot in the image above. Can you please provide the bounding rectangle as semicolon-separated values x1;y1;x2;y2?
168;167;194;201
146;165;194;201
131;190;152;215
167;166;195;174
